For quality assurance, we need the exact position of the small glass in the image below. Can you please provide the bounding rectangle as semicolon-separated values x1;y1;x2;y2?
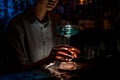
56;21;80;46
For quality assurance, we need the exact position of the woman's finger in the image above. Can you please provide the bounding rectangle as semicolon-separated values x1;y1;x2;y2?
57;51;73;58
55;56;69;61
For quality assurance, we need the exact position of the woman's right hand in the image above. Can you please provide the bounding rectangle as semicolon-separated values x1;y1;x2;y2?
49;45;80;62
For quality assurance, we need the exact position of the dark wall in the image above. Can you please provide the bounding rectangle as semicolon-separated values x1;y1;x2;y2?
0;0;120;64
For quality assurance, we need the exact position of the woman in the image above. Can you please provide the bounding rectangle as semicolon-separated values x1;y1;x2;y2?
3;0;80;73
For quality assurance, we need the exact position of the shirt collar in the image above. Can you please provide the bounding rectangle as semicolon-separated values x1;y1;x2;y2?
25;8;50;24
24;8;51;27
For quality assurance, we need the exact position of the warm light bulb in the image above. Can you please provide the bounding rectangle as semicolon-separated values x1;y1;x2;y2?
79;0;92;5
79;0;84;5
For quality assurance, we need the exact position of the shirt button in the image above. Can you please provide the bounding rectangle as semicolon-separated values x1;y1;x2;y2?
43;40;45;44
40;27;43;30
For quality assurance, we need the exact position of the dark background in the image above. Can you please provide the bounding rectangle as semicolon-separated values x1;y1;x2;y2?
0;0;120;75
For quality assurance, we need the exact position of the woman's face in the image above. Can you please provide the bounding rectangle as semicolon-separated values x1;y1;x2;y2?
47;0;59;11
37;0;59;11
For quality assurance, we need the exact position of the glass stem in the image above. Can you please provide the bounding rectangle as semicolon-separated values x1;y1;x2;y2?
67;37;70;46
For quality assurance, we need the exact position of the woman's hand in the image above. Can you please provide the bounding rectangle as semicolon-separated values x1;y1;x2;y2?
49;45;80;62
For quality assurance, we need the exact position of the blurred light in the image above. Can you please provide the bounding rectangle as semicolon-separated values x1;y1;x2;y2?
79;0;84;5
79;0;92;5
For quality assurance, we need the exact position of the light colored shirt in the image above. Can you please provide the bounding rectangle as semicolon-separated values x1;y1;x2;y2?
28;20;53;63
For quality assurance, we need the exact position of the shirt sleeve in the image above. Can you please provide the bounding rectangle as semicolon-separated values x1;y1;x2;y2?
4;20;28;69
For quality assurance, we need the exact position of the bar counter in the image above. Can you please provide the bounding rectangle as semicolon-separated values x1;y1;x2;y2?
0;55;119;80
